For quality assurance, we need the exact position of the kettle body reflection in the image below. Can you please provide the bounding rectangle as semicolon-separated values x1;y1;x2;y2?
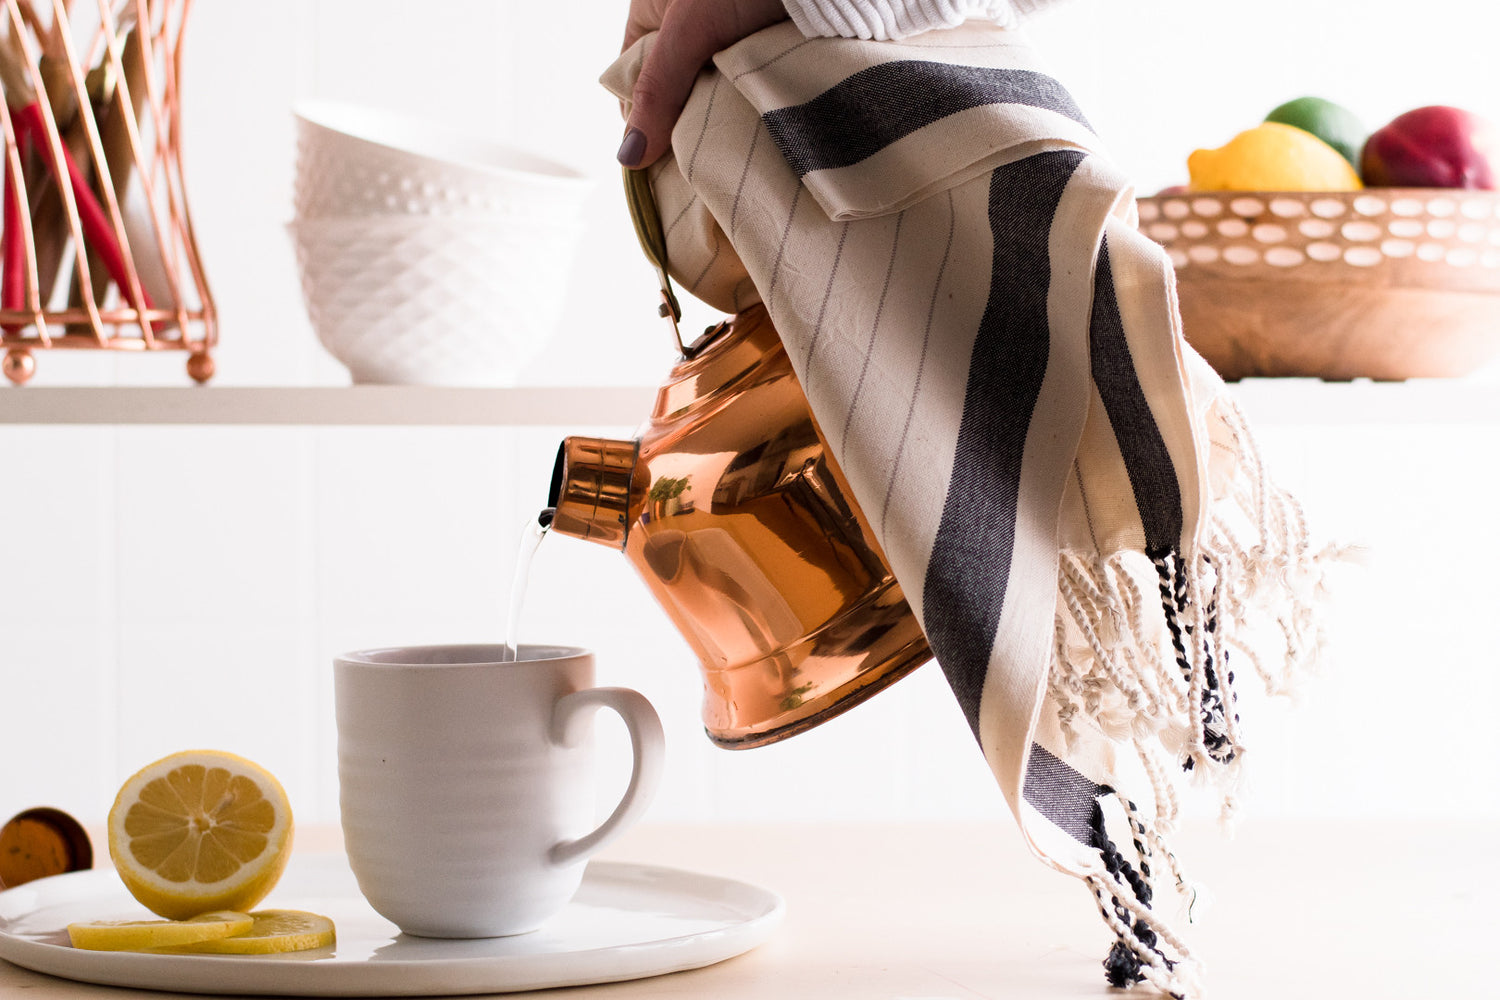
549;303;931;748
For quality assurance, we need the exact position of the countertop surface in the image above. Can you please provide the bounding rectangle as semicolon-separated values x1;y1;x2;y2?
0;818;1491;999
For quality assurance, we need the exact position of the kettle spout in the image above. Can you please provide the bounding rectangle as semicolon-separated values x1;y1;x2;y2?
548;436;641;550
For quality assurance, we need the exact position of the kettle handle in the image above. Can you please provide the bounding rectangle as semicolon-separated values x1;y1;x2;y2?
623;167;690;357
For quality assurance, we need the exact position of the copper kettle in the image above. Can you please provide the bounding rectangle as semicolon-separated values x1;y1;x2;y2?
547;171;931;749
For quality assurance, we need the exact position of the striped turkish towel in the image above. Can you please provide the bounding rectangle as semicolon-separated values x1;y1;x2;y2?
605;21;1331;996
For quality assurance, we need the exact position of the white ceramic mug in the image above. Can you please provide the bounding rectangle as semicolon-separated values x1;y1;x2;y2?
334;644;665;938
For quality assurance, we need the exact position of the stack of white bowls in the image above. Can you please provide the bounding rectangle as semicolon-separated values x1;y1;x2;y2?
290;101;594;385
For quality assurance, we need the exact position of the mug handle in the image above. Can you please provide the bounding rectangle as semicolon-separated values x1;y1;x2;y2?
547;687;665;868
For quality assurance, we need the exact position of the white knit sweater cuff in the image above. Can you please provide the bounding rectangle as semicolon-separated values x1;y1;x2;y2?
783;0;1023;42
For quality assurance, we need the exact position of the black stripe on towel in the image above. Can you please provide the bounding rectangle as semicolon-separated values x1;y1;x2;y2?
762;61;1091;177
1088;237;1183;554
922;148;1086;738
1028;745;1170;986
1023;741;1104;843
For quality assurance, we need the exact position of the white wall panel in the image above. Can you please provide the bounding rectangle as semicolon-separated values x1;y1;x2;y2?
178;0;323;387
113;622;318;813
0;428;115;627
113;428;313;625
312;427;514;634
0;627;116;825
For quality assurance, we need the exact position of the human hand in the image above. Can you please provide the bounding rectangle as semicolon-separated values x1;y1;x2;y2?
617;0;788;168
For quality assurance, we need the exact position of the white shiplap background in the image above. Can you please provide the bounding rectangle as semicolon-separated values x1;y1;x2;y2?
3;0;1499;834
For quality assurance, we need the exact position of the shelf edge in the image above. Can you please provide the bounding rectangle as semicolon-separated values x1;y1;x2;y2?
0;386;657;427
3;379;1499;427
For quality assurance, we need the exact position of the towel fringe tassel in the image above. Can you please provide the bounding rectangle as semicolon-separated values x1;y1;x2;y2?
1050;396;1346;996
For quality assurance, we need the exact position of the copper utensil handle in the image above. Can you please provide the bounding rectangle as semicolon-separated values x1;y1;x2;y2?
622;166;689;356
14;102;149;311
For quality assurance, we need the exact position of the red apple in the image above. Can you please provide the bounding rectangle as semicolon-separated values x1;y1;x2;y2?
1361;105;1500;188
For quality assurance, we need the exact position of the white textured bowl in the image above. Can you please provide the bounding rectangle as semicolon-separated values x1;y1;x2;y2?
293;101;593;221
289;215;584;386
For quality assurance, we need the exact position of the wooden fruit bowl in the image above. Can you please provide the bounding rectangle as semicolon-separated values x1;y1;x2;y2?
1136;189;1500;380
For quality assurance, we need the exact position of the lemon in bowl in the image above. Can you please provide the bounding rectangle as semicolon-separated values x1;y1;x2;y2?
1188;122;1363;192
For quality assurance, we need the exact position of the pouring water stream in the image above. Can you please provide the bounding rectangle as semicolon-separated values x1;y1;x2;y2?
501;507;555;663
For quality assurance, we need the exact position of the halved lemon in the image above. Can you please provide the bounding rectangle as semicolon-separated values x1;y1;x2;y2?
68;911;252;951
155;909;336;955
107;750;293;921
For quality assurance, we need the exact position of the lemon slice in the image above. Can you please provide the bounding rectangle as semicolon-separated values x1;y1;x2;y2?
107;750;293;921
156;909;336;955
68;911;252;951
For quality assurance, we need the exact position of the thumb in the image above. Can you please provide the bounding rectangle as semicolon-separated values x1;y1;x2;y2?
617;8;721;168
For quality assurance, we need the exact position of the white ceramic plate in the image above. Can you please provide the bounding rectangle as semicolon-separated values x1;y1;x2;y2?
0;853;784;996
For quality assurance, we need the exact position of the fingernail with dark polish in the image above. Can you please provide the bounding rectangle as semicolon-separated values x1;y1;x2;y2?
617;127;647;167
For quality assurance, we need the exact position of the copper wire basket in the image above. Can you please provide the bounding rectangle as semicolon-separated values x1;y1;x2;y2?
1138;190;1500;380
0;0;214;385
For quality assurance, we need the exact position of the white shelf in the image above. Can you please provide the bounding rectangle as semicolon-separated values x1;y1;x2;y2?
0;378;1494;426
1230;377;1500;426
0;385;657;426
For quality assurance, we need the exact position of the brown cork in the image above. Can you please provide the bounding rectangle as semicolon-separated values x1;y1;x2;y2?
0;807;93;889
